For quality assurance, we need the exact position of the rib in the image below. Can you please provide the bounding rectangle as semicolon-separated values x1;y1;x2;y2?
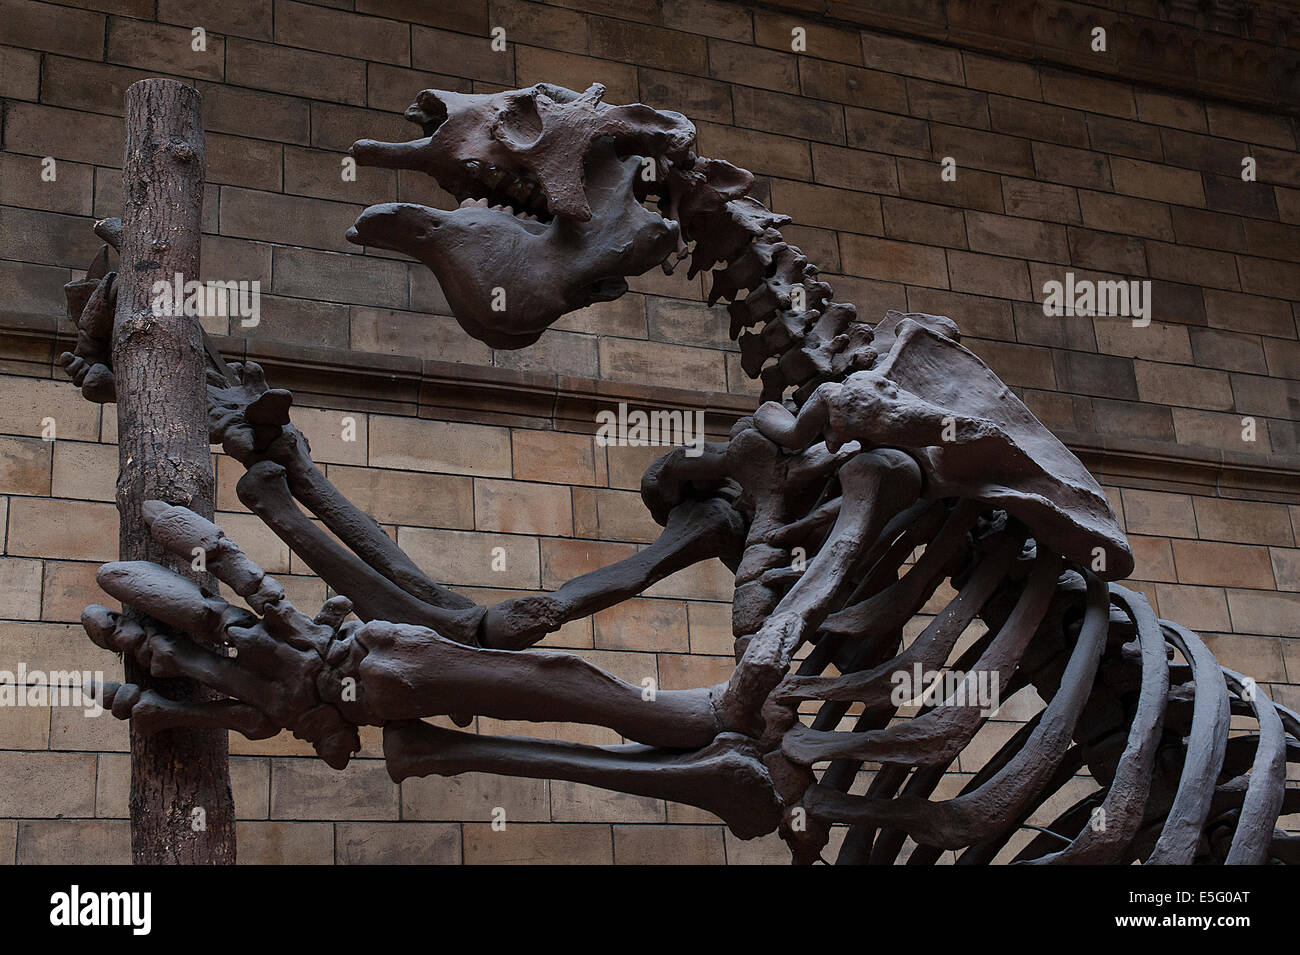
820;499;986;638
771;526;1022;708
798;562;1101;849
782;554;1063;767
1144;620;1231;864
1024;582;1170;864
720;449;923;737
1220;667;1287;864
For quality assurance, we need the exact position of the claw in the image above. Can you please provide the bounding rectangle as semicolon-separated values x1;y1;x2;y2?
80;604;120;651
85;243;111;279
96;561;228;638
143;501;285;613
60;258;118;404
80;363;116;403
80;604;150;658
207;362;292;458
83;680;140;720
93;217;122;251
110;682;141;719
90;680;284;741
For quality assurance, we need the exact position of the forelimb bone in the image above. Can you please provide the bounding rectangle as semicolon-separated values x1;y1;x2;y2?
480;494;746;650
383;721;781;839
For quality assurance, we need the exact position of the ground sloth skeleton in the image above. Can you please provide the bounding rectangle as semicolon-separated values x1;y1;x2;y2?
62;83;1300;864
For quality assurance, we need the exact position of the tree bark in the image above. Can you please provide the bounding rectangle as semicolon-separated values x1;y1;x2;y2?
113;78;235;864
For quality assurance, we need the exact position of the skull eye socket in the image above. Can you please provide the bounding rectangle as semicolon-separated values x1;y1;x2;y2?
492;95;544;149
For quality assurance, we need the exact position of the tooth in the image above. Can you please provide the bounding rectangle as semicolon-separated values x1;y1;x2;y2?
464;159;483;175
459;198;477;208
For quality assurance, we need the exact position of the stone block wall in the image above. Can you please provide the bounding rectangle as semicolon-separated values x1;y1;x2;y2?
0;0;1296;863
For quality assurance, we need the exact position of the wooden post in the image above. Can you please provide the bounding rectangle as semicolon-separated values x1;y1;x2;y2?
113;78;235;864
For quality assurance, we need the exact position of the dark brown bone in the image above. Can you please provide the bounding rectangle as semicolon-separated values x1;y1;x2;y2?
1022;583;1170;864
770;525;1021;711
64;82;1298;866
782;555;1063;767
59;249;118;403
721;449;923;740
1219;667;1288;864
347;143;678;349
351;83;695;221
347;85;689;348
1144;620;1231;863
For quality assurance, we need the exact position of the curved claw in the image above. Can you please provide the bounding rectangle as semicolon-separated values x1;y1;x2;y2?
313;595;354;630
60;262;118;403
59;354;116;403
96;561;229;639
81;604;153;662
93;217;122;251
90;681;281;740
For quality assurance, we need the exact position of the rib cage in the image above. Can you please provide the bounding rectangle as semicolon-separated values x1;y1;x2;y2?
652;139;1300;865
757;494;1300;864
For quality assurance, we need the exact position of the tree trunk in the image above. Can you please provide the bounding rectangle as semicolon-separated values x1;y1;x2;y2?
113;78;235;864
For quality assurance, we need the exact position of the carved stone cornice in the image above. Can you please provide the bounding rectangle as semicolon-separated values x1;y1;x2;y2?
2;313;1294;502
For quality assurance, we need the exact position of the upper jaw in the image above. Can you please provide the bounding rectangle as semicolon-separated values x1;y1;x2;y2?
439;157;555;230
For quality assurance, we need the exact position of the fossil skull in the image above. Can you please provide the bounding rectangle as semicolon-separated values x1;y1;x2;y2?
346;83;695;348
